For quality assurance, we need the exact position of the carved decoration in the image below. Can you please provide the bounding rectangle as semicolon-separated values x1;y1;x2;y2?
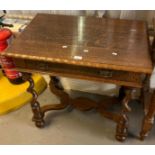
24;75;133;141
22;73;45;128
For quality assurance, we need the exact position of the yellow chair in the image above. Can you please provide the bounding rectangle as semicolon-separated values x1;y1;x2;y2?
0;71;47;115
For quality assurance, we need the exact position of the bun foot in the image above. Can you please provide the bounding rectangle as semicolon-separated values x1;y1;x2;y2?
115;126;127;142
139;130;148;141
115;135;126;142
35;120;45;128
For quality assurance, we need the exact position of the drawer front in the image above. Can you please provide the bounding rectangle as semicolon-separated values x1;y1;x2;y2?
13;58;144;88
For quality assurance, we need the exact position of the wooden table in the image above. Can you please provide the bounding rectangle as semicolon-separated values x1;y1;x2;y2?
2;14;153;141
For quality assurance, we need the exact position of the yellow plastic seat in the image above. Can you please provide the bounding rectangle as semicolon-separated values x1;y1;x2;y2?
0;71;47;115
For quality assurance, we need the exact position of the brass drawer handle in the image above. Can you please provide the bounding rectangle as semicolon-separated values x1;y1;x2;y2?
99;70;113;78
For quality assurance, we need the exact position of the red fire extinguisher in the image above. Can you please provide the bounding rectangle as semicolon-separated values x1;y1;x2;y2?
0;13;23;84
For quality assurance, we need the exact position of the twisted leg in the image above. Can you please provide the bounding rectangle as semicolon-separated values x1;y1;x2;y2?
140;90;155;140
23;74;70;127
41;76;69;114
22;73;45;128
115;87;132;141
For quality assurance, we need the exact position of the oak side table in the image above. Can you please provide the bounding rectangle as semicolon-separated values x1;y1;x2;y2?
2;14;153;141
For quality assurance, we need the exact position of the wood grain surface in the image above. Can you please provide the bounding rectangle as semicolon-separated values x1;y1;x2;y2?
3;13;152;73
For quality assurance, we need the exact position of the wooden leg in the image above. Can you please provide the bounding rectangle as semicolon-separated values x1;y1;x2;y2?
23;74;70;127
115;87;132;141
140;90;155;140
22;73;45;128
141;75;151;115
41;76;70;114
22;74;134;141
118;86;125;101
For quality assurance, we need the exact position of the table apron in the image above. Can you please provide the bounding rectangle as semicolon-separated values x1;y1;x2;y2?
13;58;144;88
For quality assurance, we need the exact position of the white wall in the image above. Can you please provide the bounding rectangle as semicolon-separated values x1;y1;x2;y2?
4;10;155;25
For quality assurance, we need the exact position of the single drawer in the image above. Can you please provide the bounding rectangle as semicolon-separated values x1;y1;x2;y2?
13;58;144;88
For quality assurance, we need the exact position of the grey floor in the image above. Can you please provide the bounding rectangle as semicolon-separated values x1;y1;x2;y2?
0;87;155;145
